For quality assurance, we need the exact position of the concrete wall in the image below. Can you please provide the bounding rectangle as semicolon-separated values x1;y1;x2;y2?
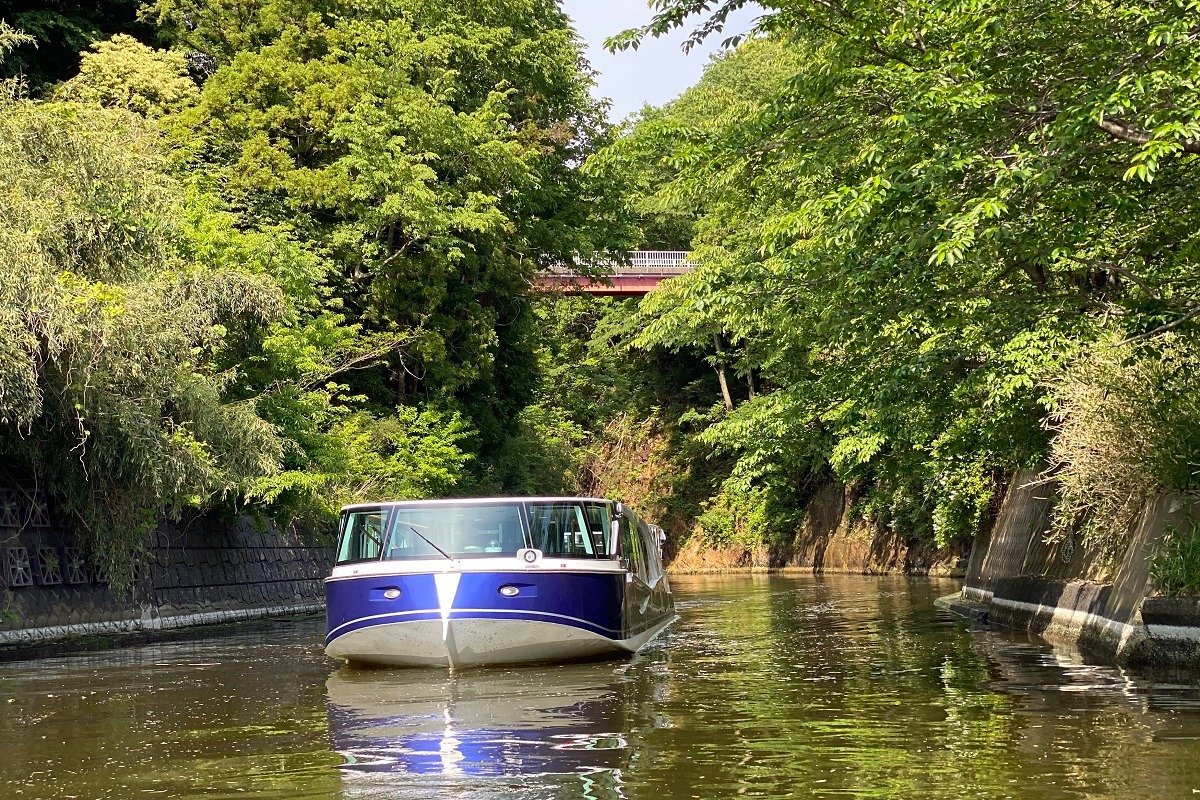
0;487;332;653
947;471;1200;669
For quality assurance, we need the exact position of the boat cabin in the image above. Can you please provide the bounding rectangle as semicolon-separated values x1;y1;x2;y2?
334;497;665;581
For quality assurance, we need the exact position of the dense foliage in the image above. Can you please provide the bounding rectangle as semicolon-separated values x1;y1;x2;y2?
0;71;284;580
0;4;624;582
597;1;1200;557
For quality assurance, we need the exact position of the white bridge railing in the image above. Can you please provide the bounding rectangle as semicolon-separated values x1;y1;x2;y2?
627;250;692;271
555;250;693;277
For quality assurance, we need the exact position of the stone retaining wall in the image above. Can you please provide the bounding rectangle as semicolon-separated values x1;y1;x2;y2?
0;488;332;654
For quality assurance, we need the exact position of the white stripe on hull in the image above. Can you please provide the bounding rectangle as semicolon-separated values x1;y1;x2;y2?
326;615;676;668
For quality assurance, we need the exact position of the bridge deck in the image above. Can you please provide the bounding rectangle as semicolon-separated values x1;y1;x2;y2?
537;251;692;296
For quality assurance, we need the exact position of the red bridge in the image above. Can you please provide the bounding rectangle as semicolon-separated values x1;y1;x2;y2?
536;251;693;296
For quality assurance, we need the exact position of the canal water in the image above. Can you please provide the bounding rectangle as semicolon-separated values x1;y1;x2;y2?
3;574;1200;799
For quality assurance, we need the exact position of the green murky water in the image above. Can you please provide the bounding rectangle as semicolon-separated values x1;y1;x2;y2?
3;574;1200;799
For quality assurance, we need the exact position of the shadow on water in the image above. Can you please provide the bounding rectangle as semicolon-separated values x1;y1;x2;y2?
969;623;1200;728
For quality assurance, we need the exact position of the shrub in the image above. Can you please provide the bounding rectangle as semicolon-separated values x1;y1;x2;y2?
1151;521;1200;597
1048;334;1200;558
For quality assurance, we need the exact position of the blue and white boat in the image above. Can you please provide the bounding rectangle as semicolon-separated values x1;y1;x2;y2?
324;497;675;667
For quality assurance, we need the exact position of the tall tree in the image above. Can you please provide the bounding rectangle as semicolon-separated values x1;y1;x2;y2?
158;0;630;471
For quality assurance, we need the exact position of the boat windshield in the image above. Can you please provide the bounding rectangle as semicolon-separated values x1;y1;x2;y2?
381;503;526;560
335;500;617;564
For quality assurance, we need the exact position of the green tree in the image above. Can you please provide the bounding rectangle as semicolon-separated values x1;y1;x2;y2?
0;92;289;583
163;0;628;474
601;1;1200;550
0;26;494;581
56;34;198;117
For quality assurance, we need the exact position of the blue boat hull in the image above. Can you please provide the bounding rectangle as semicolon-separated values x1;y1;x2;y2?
325;569;674;667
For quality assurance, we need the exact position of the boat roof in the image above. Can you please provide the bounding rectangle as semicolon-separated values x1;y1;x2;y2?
339;497;617;513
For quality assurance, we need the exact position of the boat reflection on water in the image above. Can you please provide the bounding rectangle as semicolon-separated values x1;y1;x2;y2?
326;661;647;798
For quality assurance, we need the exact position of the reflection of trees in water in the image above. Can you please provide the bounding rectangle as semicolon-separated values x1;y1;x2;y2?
634;575;1200;800
7;579;1200;800
0;622;342;799
324;576;1200;800
648;576;988;797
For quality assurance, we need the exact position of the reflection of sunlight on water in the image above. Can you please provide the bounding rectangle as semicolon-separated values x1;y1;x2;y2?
438;708;464;777
550;733;628;751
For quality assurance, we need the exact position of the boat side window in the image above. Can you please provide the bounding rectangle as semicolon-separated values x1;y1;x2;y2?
336;510;387;564
638;520;663;584
620;511;645;580
583;501;613;556
527;503;597;558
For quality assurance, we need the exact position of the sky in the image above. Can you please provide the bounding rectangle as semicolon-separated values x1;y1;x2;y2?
561;1;764;123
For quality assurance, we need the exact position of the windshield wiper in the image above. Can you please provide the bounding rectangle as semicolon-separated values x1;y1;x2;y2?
403;523;455;562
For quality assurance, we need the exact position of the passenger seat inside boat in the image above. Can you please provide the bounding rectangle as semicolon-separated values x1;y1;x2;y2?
499;520;522;553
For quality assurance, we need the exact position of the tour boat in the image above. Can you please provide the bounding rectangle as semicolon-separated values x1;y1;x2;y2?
324;497;676;667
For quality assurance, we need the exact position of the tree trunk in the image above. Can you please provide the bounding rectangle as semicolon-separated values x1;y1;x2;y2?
713;334;734;411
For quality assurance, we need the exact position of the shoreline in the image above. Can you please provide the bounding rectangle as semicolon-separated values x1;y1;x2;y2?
666;564;964;577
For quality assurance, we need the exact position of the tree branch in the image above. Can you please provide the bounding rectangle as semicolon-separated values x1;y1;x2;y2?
1099;116;1200;155
1019;106;1200;155
1119;305;1200;345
